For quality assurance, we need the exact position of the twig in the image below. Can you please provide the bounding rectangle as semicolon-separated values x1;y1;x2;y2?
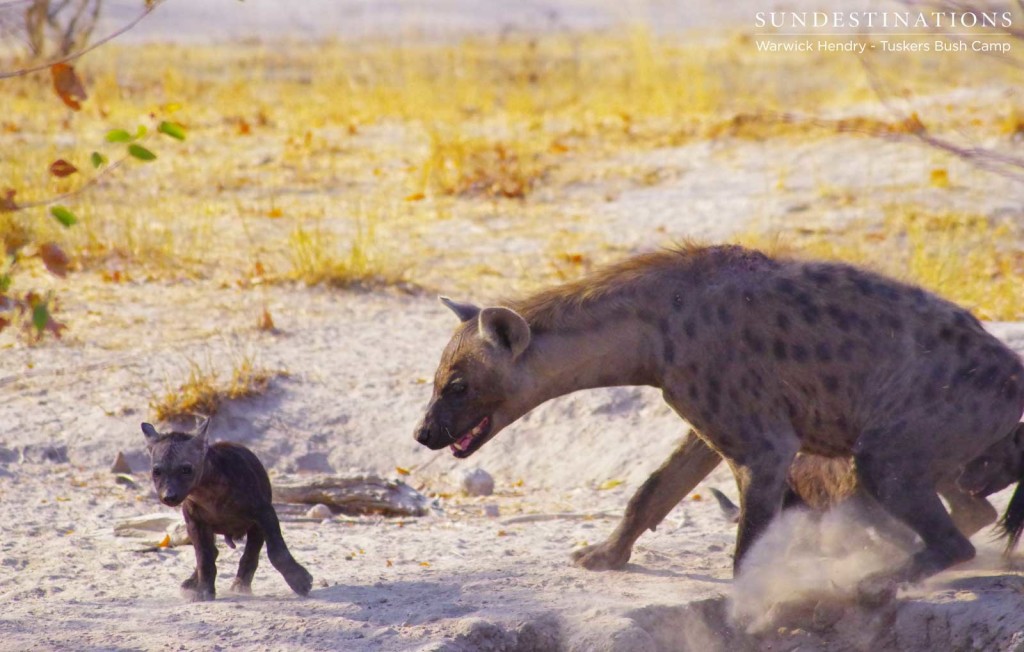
500;511;618;525
857;47;1024;184
8;156;126;212
0;0;166;79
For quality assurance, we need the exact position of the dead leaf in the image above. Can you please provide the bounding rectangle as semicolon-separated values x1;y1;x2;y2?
48;159;78;178
386;559;393;567
404;192;425;202
0;189;17;213
257;307;275;332
157;533;171;548
267;207;283;218
597;479;623;490
691;493;703;501
419;561;430;567
0;317;9;333
45;315;67;339
395;466;411;476
51;63;87;111
38;242;69;278
929;168;950;189
903;112;926;134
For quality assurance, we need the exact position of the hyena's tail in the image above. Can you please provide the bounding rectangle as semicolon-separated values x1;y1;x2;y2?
709;485;806;523
996;424;1024;557
708;488;740;523
998;481;1024;556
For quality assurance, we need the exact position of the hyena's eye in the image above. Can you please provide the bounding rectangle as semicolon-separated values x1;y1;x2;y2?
446;380;467;395
180;464;193;476
152;468;163;478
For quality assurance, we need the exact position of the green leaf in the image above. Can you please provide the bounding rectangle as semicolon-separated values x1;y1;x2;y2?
49;205;78;227
0;273;10;293
105;129;133;143
157;121;186;141
90;151;107;168
32;301;49;333
127;144;157;162
135;125;148;139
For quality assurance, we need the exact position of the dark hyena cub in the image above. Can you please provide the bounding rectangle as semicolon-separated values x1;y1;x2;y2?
142;420;313;601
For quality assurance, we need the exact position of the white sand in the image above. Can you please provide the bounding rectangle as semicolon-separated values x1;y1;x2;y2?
5;2;1024;649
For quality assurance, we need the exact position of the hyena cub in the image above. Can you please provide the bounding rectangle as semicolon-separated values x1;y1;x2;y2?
142;420;313;601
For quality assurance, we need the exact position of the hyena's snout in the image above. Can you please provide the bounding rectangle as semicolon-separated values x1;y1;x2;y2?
413;409;450;450
414;423;431;445
160;490;184;506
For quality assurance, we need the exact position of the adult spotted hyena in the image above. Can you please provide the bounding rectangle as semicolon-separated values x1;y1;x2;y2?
414;244;1024;600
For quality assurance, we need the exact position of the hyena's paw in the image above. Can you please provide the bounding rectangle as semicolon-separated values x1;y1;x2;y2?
180;573;199;591
284;565;313;596
229;578;253;595
182;585;215;602
855;572;899;608
570;541;631;571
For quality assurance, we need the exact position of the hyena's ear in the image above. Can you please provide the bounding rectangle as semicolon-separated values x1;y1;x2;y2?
439;296;480;323
193;417;211;450
479;306;531;359
141;422;161;448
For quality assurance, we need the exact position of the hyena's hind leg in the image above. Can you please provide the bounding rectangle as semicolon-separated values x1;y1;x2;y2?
258;510;313;596
572;429;722;571
230;525;265;594
854;444;975;604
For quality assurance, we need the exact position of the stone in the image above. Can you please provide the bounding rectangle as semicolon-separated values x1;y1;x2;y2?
110;452;132;474
461;468;494;497
306;503;333;519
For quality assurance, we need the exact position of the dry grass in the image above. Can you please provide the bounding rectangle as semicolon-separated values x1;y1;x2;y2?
149;354;285;422
1;29;1023;307
284;204;408;289
740;208;1024;321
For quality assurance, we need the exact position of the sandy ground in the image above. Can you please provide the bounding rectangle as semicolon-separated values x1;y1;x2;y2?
5;2;1024;650
4;130;1024;649
4;276;1024;651
108;0;908;43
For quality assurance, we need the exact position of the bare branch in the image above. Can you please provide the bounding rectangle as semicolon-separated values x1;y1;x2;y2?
0;0;165;79
858;49;1024;184
8;156;126;212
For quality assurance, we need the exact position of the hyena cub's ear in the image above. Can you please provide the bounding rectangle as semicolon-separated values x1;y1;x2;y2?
141;422;161;448
439;296;481;323
193;417;211;451
479;307;531;359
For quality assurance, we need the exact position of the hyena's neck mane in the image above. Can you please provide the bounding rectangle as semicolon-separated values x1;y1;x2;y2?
508;244;769;333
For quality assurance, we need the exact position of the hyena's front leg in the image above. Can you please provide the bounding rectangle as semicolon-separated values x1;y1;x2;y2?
183;516;218;602
572;430;722;571
230;525;265;594
258;509;312;596
729;429;800;573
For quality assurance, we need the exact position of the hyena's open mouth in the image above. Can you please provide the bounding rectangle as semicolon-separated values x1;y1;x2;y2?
451;416;490;458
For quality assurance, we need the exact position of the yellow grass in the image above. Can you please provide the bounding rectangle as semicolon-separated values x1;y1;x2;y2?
149;354;285;421
1;28;1023;315
739;208;1024;320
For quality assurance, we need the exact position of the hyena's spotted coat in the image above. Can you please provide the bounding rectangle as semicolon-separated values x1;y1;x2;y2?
415;244;1024;601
